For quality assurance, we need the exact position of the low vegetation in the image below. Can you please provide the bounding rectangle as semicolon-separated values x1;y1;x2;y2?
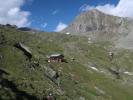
0;26;133;100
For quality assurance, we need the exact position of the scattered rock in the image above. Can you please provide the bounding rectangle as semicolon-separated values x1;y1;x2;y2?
42;65;60;85
14;42;32;59
79;96;85;100
95;86;105;95
45;67;57;79
71;57;75;61
56;88;65;95
108;67;120;79
108;51;114;61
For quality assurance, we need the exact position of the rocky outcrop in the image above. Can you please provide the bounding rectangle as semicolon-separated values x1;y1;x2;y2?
14;42;32;59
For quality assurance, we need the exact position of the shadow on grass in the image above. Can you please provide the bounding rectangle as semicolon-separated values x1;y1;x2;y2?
0;69;38;100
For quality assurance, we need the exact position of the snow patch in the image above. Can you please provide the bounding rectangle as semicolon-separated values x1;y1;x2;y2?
66;32;70;35
90;66;99;71
124;71;133;75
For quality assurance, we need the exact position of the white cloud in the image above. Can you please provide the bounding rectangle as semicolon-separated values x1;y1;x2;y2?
79;0;133;18
55;22;67;32
79;4;95;12
0;0;30;27
52;10;59;15
41;22;47;28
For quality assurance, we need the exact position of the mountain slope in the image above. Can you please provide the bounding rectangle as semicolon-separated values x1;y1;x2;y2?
0;26;133;100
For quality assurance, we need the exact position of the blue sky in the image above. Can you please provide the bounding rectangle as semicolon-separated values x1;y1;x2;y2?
1;0;133;32
22;0;119;32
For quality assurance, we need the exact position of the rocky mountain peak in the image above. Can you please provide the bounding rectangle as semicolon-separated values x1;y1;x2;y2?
62;9;132;43
61;9;133;49
62;9;120;33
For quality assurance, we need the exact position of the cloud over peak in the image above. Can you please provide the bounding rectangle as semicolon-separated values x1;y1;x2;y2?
80;0;133;18
0;0;30;27
55;22;67;32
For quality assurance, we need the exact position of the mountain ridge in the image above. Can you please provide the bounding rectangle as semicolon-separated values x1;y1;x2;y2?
61;9;133;49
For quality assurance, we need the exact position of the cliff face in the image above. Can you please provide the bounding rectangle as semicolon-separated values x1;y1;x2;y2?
62;9;133;43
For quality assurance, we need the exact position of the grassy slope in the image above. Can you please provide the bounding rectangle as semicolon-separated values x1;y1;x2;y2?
0;27;133;100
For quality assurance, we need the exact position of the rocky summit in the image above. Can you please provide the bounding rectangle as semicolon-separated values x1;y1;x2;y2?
62;9;133;49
